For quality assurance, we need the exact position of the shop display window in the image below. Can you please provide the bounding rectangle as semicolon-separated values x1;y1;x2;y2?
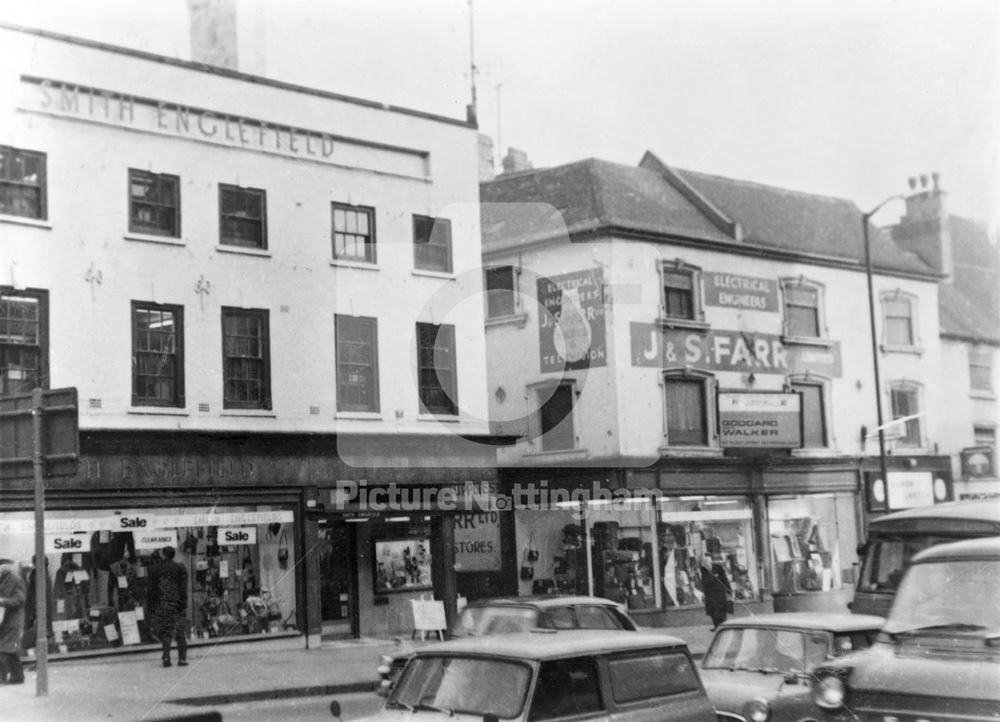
0;505;297;656
657;497;758;609
588;502;659;610
767;493;856;595
373;531;432;594
514;509;588;597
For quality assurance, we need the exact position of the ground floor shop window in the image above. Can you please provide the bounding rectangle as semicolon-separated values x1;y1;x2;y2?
657;497;758;609
0;506;297;655
588;502;659;610
768;493;856;595
514;508;587;596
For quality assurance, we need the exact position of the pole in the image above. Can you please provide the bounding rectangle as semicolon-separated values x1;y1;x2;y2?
862;211;890;492
32;388;49;696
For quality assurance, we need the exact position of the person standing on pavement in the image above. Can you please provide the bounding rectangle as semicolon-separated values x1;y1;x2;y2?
0;558;27;684
147;546;188;668
701;554;732;631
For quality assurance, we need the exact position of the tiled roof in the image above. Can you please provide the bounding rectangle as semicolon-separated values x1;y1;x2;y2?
940;216;1000;342
481;154;936;277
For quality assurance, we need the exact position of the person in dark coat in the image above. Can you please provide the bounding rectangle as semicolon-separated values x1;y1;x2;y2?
0;558;27;684
147;546;188;667
701;554;732;631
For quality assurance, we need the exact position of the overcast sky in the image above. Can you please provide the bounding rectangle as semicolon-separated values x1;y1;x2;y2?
6;0;998;228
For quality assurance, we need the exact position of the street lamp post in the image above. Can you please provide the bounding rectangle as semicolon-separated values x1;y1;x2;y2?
862;195;906;493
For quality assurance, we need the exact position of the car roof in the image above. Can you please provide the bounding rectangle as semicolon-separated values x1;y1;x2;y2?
912;536;1000;563
412;630;687;659
465;595;622;609
869;500;1000;528
717;612;885;633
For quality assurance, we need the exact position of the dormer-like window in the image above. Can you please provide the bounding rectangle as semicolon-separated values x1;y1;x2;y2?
780;278;827;341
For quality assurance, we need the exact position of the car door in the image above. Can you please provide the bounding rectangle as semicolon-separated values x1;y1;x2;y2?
605;649;716;722
527;656;611;722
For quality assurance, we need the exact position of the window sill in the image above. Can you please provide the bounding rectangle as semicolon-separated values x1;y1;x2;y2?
970;390;997;401
216;245;271;258
781;335;834;348
417;414;461;423
657;446;724;458
411;269;456;281
0;214;52;230
220;409;276;418
335;411;383;420
523;448;589;460
124;233;184;246
330;259;378;271
128;407;189;416
880;344;923;356
789;447;832;458
656;317;710;332
485;313;529;329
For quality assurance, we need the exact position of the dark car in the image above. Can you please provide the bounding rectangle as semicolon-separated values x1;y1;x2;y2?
812;537;1000;721
701;612;884;722
353;631;716;722
376;595;638;694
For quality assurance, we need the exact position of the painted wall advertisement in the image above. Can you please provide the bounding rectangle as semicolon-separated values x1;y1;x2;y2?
718;392;802;448
703;272;779;312
454;510;502;572
538;268;607;372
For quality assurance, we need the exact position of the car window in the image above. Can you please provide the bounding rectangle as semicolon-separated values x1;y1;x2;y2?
574;605;623;630
391;655;532;718
529;657;603;721
545;606;576;629
703;627;827;673
454;606;539;636
609;650;700;703
832;631;878;656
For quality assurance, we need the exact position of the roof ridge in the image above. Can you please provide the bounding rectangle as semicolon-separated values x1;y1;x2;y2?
677;167;856;206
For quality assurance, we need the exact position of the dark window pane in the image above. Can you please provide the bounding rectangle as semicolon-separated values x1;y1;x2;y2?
132;303;183;407
890;387;921;445
665;378;707;445
222;309;269;409
609;652;700;703
0;146;46;220
793;383;825;447
486;267;516;318
332;203;375;262
530;658;602;721
416;322;457;415
336;315;379;412
539;384;574;451
413;215;452;272
129;170;179;237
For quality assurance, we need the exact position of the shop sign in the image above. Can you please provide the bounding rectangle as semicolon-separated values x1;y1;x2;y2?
217;526;257;545
703;272;779;312
454;510;502;572
0;510;293;535
961;446;996;479
133;530;178;551
630;323;842;377
886;471;940;509
718;392;802;448
538;268;607;372
44;531;91;554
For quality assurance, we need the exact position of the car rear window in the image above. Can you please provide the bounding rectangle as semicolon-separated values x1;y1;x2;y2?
453;606;538;635
608;650;700;703
546;606;575;629
529;657;603;720
575;605;624;630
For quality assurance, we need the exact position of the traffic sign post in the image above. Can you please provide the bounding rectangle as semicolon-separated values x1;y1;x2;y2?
0;387;79;697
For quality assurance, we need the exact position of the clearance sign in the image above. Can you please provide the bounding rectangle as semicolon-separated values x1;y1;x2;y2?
718;392;802;448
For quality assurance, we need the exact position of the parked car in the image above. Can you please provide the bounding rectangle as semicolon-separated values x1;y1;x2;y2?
701;612;884;722
376;595;638;694
812;537;1000;721
345;630;716;722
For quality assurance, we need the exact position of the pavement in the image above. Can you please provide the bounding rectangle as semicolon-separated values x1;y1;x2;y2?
0;624;716;722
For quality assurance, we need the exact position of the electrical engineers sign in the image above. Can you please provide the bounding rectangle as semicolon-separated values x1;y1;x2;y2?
718;392;802;448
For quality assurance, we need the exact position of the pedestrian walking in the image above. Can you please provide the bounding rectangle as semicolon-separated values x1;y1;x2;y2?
147;546;188;668
701;554;732;631
0;558;27;684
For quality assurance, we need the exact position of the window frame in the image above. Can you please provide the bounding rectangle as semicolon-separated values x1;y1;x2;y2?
413;214;453;273
131;301;185;408
0;286;48;394
218;183;267;250
879;289;921;351
534;380;577;452
331;201;376;264
662;369;715;447
485;265;520;319
0;145;47;221
658;259;706;328
780;277;828;342
788;375;830;449
888;380;923;448
128;168;181;238
221;307;271;410
335;314;380;413
969;345;995;395
416;322;458;416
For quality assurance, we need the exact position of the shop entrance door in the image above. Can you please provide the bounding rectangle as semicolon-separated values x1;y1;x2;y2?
317;518;358;639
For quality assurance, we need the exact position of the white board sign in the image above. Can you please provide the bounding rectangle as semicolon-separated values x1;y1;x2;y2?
134;529;178;551
44;531;92;554
411;599;447;632
218;526;257;545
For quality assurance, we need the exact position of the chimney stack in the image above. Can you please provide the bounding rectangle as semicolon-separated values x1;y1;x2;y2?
891;171;953;279
187;0;239;70
501;147;533;175
478;135;496;182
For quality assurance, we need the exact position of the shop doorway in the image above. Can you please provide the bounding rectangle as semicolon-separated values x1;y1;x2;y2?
317;518;358;639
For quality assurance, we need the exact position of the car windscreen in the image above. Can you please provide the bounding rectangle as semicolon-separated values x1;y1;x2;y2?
451;606;538;636
702;627;830;673
883;558;1000;635
859;535;962;593
389;655;532;719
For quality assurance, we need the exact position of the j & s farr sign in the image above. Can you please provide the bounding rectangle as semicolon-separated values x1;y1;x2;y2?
630;322;841;377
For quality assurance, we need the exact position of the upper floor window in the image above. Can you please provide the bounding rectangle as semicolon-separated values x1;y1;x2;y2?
132;301;184;407
781;278;825;339
222;307;271;410
413;215;452;273
969;346;994;394
332;202;376;263
659;261;703;323
219;184;267;249
0;145;46;220
129;169;180;237
0;288;47;394
974;425;995;447
536;382;576;451
416;322;457;415
485;266;517;318
889;381;922;447
790;379;827;448
664;371;713;446
335;315;380;412
881;291;918;348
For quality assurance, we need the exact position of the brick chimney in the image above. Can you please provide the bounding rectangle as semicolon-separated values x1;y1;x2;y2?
890;172;953;279
501;147;533;175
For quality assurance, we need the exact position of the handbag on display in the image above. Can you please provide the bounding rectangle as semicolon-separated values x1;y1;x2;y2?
277;529;289;569
182;530;199;555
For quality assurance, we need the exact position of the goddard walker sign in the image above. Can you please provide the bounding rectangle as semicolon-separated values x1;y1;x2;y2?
718;392;802;448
